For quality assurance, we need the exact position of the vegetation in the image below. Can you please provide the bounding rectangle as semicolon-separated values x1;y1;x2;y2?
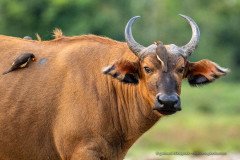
0;0;239;159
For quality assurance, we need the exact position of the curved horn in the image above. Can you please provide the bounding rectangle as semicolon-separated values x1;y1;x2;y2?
179;14;200;57
125;16;145;56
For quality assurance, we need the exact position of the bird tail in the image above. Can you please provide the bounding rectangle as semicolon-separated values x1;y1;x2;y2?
2;69;11;75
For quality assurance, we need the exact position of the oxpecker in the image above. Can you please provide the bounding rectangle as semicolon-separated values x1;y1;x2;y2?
3;53;36;75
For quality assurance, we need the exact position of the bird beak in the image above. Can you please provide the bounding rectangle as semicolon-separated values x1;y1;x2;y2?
32;58;36;61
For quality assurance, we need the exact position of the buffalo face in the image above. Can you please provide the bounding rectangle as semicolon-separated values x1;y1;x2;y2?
103;15;228;115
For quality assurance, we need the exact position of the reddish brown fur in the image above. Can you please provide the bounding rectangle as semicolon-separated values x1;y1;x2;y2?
187;59;226;80
0;34;159;160
115;60;139;74
0;33;227;160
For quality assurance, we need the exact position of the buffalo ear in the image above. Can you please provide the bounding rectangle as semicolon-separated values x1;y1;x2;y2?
186;59;229;86
102;59;140;84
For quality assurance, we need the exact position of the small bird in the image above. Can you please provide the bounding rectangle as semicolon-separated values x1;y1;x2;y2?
3;53;36;75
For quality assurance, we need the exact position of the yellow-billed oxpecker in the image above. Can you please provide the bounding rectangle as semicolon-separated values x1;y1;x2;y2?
3;53;36;75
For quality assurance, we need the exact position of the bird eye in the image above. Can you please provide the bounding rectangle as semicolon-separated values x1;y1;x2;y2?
144;67;152;74
177;67;185;74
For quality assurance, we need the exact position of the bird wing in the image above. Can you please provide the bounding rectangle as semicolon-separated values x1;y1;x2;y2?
20;62;28;68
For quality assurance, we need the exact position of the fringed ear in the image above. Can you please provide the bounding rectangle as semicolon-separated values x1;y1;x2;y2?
186;59;229;86
102;59;140;84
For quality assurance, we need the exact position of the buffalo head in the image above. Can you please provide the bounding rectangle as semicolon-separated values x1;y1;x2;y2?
103;15;228;115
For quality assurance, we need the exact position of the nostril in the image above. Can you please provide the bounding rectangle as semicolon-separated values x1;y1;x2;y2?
174;102;181;111
157;96;163;104
156;97;164;109
156;94;181;110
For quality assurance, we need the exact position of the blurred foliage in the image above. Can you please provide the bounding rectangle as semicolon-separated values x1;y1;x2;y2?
0;0;239;81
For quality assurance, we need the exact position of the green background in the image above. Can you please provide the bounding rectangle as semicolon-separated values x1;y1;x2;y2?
0;0;239;159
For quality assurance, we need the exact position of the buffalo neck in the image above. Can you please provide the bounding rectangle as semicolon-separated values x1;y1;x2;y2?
109;79;161;150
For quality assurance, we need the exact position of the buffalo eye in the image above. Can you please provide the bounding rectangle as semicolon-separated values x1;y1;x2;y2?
177;67;185;74
144;67;153;74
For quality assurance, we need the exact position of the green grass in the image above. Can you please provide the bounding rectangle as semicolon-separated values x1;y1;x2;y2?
126;82;240;159
181;81;240;114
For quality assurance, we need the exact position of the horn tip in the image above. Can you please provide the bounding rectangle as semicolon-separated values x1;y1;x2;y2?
126;16;141;26
179;14;197;25
131;16;141;20
179;14;188;19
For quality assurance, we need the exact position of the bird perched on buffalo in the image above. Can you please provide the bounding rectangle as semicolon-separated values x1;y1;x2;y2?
3;53;36;75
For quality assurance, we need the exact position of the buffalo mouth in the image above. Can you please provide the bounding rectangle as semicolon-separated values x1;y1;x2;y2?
155;108;177;115
153;103;180;115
